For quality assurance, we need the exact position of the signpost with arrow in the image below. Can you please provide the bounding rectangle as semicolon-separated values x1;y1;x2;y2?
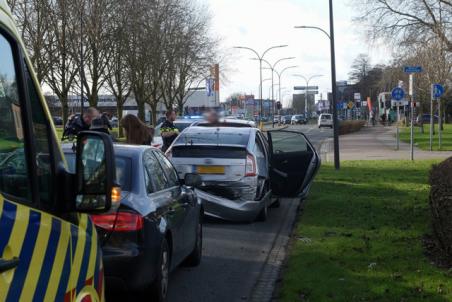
392;87;405;150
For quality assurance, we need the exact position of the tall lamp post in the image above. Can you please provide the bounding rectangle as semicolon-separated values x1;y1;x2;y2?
253;57;295;118
234;45;288;126
292;74;323;115
295;0;340;170
269;65;299;104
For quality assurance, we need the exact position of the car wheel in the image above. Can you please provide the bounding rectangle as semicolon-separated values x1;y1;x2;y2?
184;218;203;267
150;238;170;302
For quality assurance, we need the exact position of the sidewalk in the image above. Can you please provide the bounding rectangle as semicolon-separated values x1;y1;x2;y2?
321;125;452;161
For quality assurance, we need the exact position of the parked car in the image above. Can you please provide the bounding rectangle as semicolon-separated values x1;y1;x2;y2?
196;118;256;128
63;144;203;301
282;115;292;124
318;113;333;128
166;126;320;222
52;116;63;126
273;115;281;123
416;114;439;125
291;114;307;125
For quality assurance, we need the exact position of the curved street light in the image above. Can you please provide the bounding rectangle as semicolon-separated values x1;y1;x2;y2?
234;45;288;124
292;74;323;114
294;0;340;170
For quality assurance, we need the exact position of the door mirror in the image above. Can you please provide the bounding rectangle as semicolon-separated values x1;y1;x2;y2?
75;131;115;212
184;173;202;188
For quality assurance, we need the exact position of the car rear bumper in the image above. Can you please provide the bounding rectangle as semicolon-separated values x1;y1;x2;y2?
195;188;272;222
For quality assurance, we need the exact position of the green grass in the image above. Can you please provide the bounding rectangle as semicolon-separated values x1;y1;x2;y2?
280;160;452;302
400;124;452;151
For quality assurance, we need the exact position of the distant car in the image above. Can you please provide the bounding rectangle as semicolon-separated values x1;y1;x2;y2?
318;113;333;128
282;115;292;124
291;114;307;125
273;116;281;123
166;126;321;222
52;116;63;126
63;144;203;301
416;114;439;125
110;116;118;128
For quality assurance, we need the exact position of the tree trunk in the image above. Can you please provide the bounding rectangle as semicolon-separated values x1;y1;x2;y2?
61;95;69;126
137;101;145;122
117;101;124;137
151;103;157;127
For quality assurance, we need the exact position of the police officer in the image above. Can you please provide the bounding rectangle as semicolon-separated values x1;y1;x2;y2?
62;107;99;140
161;110;179;152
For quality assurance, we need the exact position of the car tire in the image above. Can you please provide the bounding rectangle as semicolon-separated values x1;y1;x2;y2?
150;238;170;302
184;218;203;267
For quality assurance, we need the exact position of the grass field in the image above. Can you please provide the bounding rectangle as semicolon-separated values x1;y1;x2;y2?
280;160;452;302
400;124;452;151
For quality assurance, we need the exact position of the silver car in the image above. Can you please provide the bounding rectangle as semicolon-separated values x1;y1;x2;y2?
166;126;320;222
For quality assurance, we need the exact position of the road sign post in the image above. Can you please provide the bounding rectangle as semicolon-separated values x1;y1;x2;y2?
432;84;445;150
391;87;405;151
404;67;422;160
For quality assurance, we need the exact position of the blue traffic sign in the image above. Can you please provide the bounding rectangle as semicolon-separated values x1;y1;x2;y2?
404;66;423;73
433;83;445;99
391;87;405;101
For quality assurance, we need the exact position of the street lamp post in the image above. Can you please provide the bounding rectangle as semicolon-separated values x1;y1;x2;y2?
292;74;323;115
234;45;288;126
253;57;295;116
295;0;340;170
269;65;299;106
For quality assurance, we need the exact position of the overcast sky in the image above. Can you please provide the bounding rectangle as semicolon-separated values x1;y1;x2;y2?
205;0;391;106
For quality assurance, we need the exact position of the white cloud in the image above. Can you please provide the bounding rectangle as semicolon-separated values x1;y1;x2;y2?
203;0;390;103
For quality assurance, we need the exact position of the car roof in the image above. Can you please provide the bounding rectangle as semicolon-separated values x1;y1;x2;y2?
181;125;254;135
61;142;157;159
196;118;256;128
0;0;11;15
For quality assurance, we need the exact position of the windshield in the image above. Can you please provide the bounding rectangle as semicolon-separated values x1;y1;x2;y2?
65;153;131;191
321;115;332;120
175;130;250;146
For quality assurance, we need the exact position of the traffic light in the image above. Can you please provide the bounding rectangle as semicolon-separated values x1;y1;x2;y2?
276;101;282;110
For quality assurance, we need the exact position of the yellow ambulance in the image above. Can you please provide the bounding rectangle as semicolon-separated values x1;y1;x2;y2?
0;1;116;301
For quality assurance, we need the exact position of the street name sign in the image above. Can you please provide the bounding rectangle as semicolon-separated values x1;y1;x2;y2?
294;86;319;90
404;66;422;73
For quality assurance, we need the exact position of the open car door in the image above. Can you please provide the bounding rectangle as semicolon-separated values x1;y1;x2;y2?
267;130;320;199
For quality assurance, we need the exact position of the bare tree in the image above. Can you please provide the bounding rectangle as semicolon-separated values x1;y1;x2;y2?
44;0;79;124
355;0;452;51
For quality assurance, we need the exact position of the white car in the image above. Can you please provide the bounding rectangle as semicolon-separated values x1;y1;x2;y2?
318;113;333;128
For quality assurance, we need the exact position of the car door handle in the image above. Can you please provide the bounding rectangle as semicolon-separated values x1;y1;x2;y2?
0;257;19;273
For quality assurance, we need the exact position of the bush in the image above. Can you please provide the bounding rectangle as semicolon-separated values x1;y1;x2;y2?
429;157;452;256
339;120;365;135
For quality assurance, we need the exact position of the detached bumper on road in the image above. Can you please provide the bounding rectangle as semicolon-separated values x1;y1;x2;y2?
195;188;272;222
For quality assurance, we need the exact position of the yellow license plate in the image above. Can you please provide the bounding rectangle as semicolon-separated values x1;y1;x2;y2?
196;165;225;174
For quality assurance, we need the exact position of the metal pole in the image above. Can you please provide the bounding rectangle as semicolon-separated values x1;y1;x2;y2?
430;88;433;151
409;74;414;161
80;2;84;116
439;98;442;150
329;0;340;170
259;59;263;127
396;105;400;150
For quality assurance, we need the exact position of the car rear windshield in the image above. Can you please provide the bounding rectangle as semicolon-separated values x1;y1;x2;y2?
65;153;131;191
321;115;332;120
175;130;250;146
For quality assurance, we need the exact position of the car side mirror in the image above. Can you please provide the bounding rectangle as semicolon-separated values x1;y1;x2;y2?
75;131;116;213
184;173;202;188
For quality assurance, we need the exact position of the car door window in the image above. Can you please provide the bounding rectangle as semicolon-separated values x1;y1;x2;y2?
254;135;267;176
153;151;179;187
271;131;309;154
143;150;168;192
0;33;32;201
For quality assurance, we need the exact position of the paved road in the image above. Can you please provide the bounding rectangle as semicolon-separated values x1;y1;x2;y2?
166;124;331;302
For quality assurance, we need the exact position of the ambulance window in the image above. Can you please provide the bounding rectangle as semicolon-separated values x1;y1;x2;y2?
0;34;32;200
25;66;54;208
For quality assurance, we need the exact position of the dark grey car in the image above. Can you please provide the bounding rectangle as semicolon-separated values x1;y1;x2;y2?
63;144;203;301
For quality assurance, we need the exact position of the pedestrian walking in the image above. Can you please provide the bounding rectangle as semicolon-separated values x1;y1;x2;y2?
120;114;154;145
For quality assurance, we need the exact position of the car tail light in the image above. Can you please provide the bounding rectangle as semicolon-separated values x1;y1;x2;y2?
91;212;143;232
245;153;256;177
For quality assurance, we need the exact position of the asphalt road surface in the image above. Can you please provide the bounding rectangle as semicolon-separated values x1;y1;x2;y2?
166;124;332;302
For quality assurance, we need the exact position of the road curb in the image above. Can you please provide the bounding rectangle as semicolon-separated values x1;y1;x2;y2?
248;198;300;302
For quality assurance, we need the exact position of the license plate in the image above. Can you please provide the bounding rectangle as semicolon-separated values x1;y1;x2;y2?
196;165;225;174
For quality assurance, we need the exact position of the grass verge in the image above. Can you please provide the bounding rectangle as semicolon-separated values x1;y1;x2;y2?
400;124;452;151
280;160;452;302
